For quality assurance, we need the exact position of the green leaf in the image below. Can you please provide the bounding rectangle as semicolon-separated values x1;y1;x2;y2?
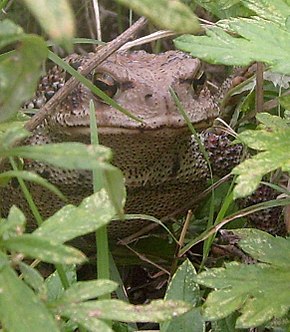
211;312;243;332
115;0;200;33
1;142;113;170
175;17;290;74
58;299;190;323
0;206;26;239
0;262;59;332
59;280;118;304
18;262;46;297
233;229;290;268
0;19;23;49
161;259;205;332
45;265;77;302
59;305;112;332
104;168;126;219
2;234;86;264
0;170;66;200
241;0;290;25
232;118;290;198
21;0;75;48
196;261;290;328
256;112;288;130
279;94;290;110
34;189;116;243
195;0;253;19
0;126;29;149
0;35;47;122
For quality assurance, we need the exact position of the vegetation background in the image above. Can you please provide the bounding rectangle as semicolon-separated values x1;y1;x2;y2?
0;0;290;331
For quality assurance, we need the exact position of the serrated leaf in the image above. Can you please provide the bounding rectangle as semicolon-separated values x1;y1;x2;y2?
21;0;75;48
196;262;290;328
175;17;290;74
115;0;200;34
58;299;190;323
195;0;253;19
233;228;290;268
59;280;118;304
0;262;59;332
241;0;290;25
2;234;86;264
161;259;205;332
0;35;47;121
232;122;290;198
1;143;113;170
34;190;116;243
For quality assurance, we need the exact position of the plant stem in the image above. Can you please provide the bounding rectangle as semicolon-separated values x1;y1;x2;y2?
89;100;111;297
9;157;43;226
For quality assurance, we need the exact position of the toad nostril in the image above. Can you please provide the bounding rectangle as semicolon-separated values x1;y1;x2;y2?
145;93;153;100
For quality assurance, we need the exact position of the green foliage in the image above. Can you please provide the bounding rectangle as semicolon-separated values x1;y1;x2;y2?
161;259;205;332
1;0;290;330
195;229;290;329
34;190;117;244
0;142;113;170
232;113;290;198
115;0;201;33
21;0;74;48
194;0;253;18
0;255;59;332
175;17;290;74
175;0;290;74
0;20;47;122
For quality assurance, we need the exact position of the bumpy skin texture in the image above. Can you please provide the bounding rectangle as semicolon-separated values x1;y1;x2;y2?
1;51;235;238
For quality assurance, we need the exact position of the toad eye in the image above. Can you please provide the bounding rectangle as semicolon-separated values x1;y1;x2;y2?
191;71;206;91
92;72;119;98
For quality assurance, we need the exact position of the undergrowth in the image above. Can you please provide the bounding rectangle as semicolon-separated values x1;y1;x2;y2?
0;0;290;331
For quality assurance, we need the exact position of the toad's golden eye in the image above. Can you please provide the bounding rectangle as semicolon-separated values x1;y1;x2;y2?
92;72;118;98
